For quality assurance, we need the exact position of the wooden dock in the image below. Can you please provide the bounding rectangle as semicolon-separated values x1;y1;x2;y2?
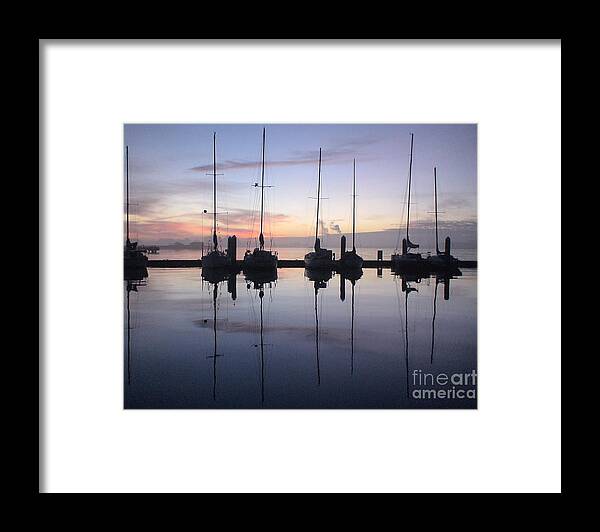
147;259;477;269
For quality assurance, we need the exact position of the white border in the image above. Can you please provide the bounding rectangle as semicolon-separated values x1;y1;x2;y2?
41;40;561;493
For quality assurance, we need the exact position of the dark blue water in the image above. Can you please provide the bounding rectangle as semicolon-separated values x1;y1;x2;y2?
125;267;477;409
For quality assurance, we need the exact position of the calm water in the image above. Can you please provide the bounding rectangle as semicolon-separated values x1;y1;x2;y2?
125;267;477;409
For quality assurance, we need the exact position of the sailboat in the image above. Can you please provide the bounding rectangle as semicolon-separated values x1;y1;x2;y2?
202;132;233;270
243;128;278;272
124;146;149;273
338;158;363;270
304;148;334;270
391;133;425;270
427;166;460;271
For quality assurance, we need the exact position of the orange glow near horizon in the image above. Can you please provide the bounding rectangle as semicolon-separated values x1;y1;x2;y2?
127;212;407;244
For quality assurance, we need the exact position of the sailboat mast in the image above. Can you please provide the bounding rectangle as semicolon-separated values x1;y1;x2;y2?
406;133;414;243
126;145;130;243
314;148;322;247
434;166;440;255
212;132;217;251
259;127;266;250
352;158;356;252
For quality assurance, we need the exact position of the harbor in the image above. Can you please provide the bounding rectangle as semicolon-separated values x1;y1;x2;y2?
127;129;477;279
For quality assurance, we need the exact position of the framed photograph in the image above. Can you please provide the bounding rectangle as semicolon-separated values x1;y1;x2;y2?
40;39;561;493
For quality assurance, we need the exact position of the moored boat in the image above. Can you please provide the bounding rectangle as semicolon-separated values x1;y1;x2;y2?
305;148;334;270
243;128;278;272
391;133;425;271
425;166;460;272
338;159;363;271
202;132;233;271
124;146;149;274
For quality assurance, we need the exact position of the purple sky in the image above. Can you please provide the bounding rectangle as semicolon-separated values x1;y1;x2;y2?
124;124;477;249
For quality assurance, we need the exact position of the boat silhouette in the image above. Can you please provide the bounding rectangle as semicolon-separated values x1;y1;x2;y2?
305;148;334;270
391;133;425;271
338;158;363;271
202;132;234;270
426;167;461;272
243;127;278;272
124;146;148;274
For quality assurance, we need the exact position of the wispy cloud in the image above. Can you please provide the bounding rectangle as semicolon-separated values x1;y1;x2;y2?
189;136;381;173
329;222;342;234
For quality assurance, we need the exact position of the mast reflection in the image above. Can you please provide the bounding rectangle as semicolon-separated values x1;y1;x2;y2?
339;269;363;375
201;269;238;401
430;273;457;364
395;272;423;399
245;270;277;405
125;274;147;386
305;269;332;386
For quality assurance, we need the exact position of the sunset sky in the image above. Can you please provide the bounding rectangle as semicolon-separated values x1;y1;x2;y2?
124;124;477;249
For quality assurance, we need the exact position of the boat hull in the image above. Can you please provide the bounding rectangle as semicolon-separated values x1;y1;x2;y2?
304;249;334;270
305;268;333;285
243;249;278;271
124;244;148;274
426;254;460;272
124;265;148;281
124;254;148;270
390;252;427;272
202;250;233;269
244;269;278;286
201;268;232;284
339;269;363;283
338;251;363;270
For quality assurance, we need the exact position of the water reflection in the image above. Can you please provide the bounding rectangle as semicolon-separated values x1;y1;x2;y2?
394;269;467;403
206;280;222;401
339;271;362;376
125;267;476;408
125;276;147;387
398;273;419;399
245;270;277;405
201;270;239;401
429;273;455;364
305;268;331;387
